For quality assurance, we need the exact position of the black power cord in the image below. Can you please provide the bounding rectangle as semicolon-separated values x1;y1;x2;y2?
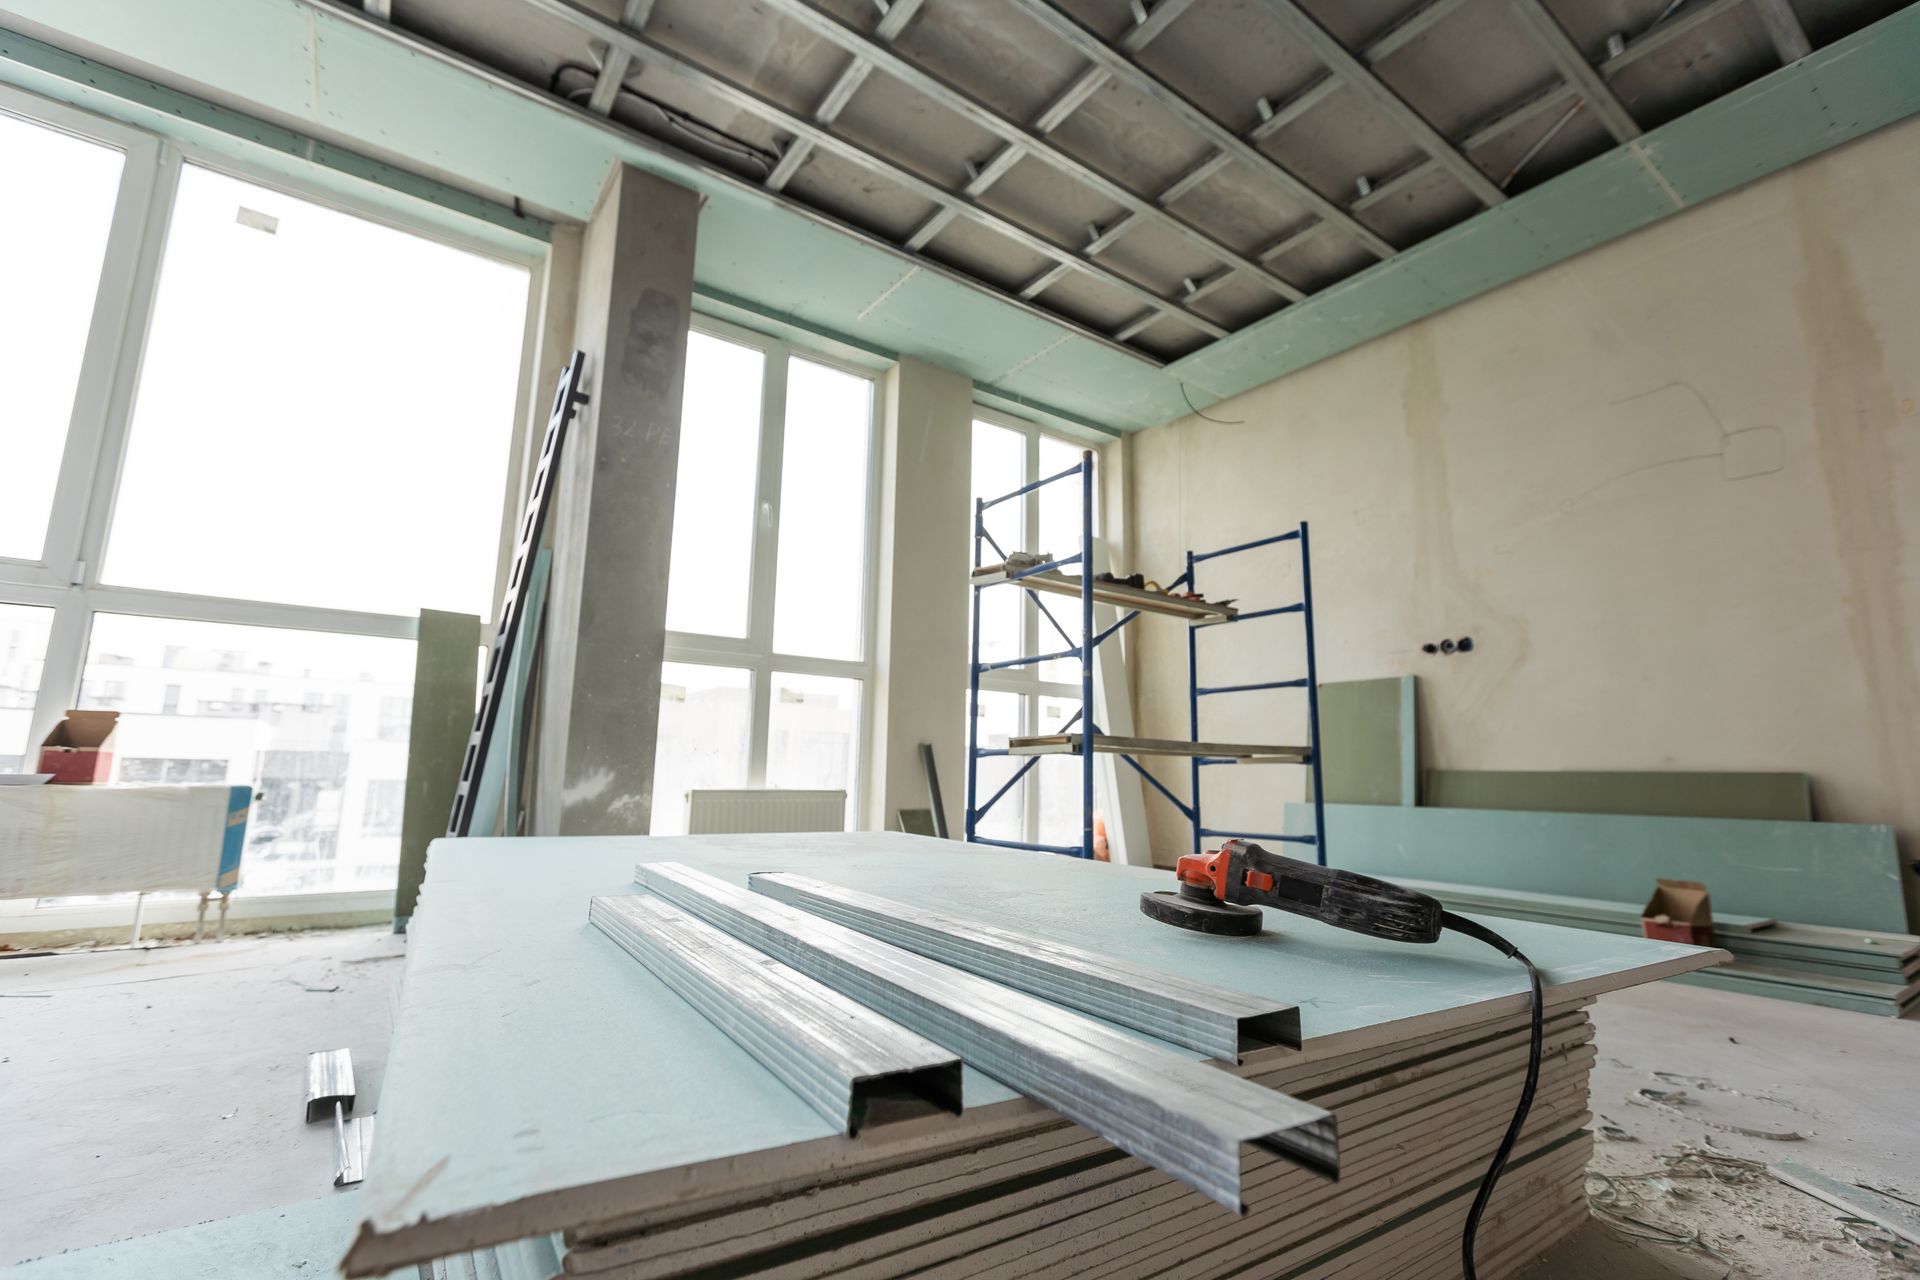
1439;911;1545;1280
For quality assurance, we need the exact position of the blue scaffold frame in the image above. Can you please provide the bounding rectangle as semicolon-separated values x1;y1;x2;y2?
964;450;1328;865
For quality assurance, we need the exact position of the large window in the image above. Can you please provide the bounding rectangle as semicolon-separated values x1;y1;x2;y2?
103;166;527;616
0;88;536;901
967;415;1104;850
0;604;55;773
650;321;878;835
77;616;414;896
0;112;123;563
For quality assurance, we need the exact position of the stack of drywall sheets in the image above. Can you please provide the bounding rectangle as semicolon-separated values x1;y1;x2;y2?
1401;879;1918;1017
342;834;1724;1280
557;1000;1598;1280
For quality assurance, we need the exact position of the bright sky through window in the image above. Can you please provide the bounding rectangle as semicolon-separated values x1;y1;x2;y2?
102;166;529;618
0;112;123;561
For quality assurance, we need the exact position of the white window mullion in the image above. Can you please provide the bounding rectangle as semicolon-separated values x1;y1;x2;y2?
69;144;181;588
26;594;96;757
745;346;790;786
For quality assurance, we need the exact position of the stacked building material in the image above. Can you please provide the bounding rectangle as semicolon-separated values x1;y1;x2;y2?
343;834;1725;1280
1402;879;1918;1017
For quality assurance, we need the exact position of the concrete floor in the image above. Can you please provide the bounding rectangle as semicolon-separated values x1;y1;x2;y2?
0;929;1914;1277
0;927;404;1268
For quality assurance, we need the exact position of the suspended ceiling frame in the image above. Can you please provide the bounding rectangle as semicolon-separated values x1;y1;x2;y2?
1;0;1916;435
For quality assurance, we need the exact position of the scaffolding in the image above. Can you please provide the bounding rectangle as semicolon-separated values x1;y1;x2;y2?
965;451;1327;864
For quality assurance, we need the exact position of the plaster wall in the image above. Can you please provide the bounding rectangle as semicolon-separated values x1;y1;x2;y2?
1126;117;1920;927
867;357;973;834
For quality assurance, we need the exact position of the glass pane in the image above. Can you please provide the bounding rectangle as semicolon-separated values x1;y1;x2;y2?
0;113;123;560
1037;436;1087;684
772;359;873;660
967;689;1023;842
103;165;528;616
77;614;415;895
1036;692;1086;853
0;603;56;771
970;422;1024;665
666;333;764;638
651;662;751;835
767;672;860;829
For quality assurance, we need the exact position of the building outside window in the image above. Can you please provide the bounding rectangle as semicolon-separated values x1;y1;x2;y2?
0;88;533;901
649;321;879;835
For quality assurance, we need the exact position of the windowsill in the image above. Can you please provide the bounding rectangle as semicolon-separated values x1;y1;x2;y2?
0;887;394;938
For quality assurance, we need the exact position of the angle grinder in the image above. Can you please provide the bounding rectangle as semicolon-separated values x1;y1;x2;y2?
1142;840;1543;1280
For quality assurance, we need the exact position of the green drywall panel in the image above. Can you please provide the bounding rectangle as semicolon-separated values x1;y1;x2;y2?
1310;676;1416;806
354;831;1714;1266
1422;770;1814;822
3;1191;373;1280
1670;969;1907;1017
393;609;480;926
1288;802;1909;933
0;28;548;253
468;549;551;839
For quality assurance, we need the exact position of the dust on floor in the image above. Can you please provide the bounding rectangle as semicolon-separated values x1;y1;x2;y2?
1523;979;1919;1279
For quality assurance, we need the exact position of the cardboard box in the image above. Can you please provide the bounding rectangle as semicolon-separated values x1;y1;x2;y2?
1642;878;1715;946
37;710;120;785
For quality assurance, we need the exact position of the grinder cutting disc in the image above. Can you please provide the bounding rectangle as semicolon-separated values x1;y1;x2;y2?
1139;882;1263;936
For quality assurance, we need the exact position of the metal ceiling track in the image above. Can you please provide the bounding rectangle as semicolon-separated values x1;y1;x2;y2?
748;872;1301;1063
1005;0;1396;268
517;0;1237;341
590;894;963;1136
636;862;1340;1211
1348;0;1754;212
294;0;1167;366
744;0;1313;310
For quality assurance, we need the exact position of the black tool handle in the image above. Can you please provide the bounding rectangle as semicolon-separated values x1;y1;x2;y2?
1222;840;1444;944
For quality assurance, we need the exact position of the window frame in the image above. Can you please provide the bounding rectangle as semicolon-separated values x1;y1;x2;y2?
659;312;883;824
0;86;543;911
969;407;1092;849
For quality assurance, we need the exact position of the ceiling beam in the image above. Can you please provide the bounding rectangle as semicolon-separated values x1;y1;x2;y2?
1010;0;1396;259
1506;0;1641;141
765;0;929;192
1250;0;1505;206
584;0;655;115
747;0;1309;305
517;0;1231;338
1750;0;1813;63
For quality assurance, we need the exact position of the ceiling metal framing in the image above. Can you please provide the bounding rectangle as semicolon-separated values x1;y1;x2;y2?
508;0;1830;361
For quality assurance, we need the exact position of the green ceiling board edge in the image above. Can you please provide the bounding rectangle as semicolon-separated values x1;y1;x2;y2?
0;25;550;256
1161;4;1920;417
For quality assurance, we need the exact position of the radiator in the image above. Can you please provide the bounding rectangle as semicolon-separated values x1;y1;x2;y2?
684;789;847;836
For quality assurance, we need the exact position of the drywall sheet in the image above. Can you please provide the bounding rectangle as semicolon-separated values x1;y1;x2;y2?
394;609;480;925
2;1191;393;1279
1289;803;1907;933
0;783;240;898
1311;677;1415;806
351;832;1719;1269
1422;770;1812;821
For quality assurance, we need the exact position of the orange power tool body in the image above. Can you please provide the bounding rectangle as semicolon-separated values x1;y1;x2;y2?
1140;839;1446;942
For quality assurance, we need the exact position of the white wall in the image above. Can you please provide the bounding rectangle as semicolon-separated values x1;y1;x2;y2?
866;358;973;832
1125;117;1920;925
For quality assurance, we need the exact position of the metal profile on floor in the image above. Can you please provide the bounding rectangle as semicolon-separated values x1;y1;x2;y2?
748;872;1300;1063
636;862;1339;1212
590;895;962;1136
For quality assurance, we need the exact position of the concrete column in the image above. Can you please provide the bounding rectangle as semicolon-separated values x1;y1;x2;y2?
534;164;698;835
865;357;973;834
